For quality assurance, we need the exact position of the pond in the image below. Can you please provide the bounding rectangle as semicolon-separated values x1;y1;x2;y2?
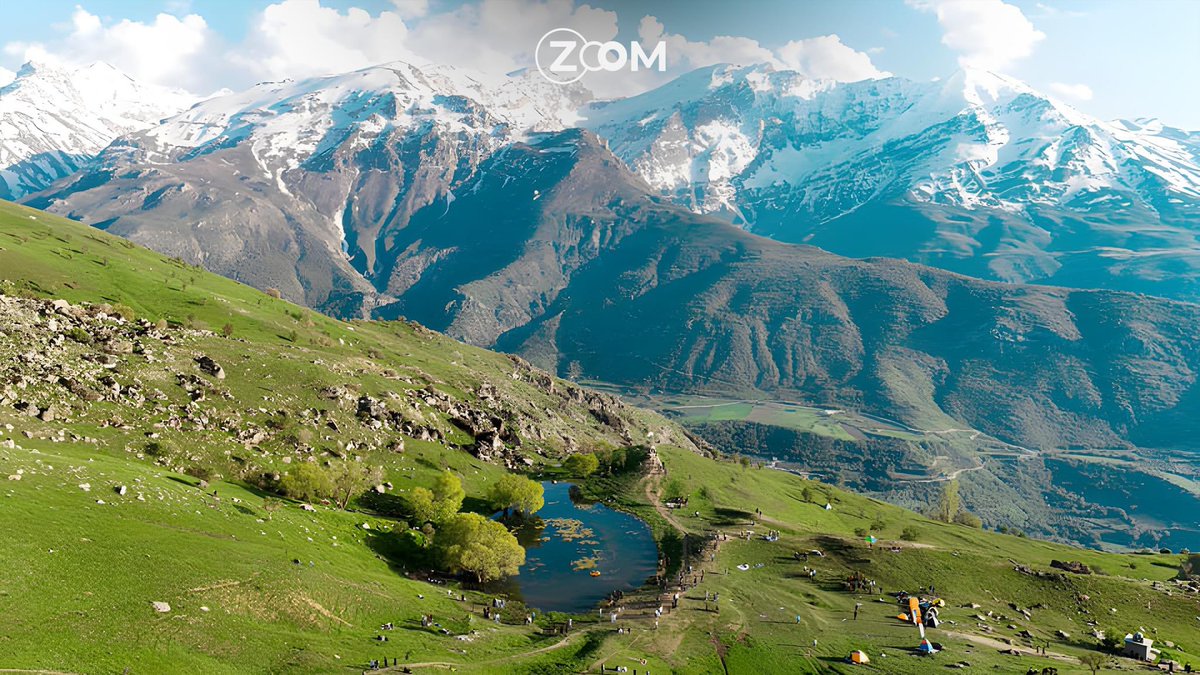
493;481;658;613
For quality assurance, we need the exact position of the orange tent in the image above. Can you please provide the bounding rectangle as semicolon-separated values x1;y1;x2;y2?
849;650;870;664
908;596;922;626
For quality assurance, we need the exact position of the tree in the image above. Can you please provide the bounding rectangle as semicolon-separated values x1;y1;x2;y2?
563;453;599;478
801;486;814;503
405;487;438;524
1078;652;1109;675
900;526;920;541
488;474;544;517
221;322;235;338
436;513;526;583
608;447;627;474
430;470;465;523
328;460;383;510
280;463;333;502
936;479;961;523
954;511;983;528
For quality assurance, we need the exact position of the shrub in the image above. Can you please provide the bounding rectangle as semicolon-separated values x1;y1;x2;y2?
184;464;218;482
954;511;983;528
265;287;282;299
144;440;173;457
279;463;334;502
563;453;600;478
900;526;920;541
221;322;234;338
66;327;92;344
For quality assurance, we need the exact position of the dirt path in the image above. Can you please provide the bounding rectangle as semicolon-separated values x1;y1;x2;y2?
643;472;688;533
942;630;1074;662
379;633;577;672
301;595;352;627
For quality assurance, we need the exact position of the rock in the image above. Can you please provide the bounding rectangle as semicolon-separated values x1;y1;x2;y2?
301;504;316;512
116;485;127;495
1056;630;1070;639
195;355;225;379
373;484;387;494
6;474;21;481
1050;559;1092;575
79;483;91;491
151;601;171;613
357;395;386;421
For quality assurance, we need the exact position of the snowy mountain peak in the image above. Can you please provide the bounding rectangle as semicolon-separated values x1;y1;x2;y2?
138;60;591;168
0;60;197;198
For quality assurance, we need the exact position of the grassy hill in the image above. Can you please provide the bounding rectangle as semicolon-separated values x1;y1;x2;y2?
1;198;1198;674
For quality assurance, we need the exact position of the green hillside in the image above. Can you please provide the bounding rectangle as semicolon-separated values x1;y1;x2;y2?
1;198;1198;674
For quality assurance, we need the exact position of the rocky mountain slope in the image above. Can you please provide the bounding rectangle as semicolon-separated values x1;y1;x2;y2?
0;199;694;481
29;60;588;315
0;60;195;199
584;65;1200;301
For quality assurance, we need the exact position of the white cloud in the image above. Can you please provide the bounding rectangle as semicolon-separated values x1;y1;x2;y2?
910;0;1045;71
3;6;221;92
1033;3;1087;19
3;1;889;99
1048;81;1093;101
612;16;886;98
390;0;430;19
234;0;417;81
777;35;890;81
0;65;14;87
404;0;619;84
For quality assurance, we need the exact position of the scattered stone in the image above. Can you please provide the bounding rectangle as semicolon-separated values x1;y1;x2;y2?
301;504;316;512
151;601;171;613
195;355;225;379
79;483;91;491
116;485;127;495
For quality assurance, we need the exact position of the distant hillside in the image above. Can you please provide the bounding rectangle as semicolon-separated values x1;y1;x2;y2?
366;130;1200;456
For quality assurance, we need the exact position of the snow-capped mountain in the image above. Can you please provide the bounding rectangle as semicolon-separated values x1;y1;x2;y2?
27;59;1200;303
583;65;1200;299
32;60;591;314
0;60;196;199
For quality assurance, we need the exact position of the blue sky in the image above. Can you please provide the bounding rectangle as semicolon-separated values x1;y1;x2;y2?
2;0;1197;127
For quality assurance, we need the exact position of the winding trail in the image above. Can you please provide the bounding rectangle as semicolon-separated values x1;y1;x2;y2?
377;633;578;672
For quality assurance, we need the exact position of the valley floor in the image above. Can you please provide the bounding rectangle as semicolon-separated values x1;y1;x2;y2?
2;438;1197;674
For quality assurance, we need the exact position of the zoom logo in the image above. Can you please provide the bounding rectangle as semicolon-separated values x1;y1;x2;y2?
535;27;667;85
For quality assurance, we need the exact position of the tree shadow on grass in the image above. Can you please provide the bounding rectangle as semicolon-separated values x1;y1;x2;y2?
711;507;754;527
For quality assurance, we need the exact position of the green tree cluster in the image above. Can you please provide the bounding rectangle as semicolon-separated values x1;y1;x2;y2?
488;474;544;517
563;453;600;478
435;513;525;583
406;470;466;525
278;460;381;510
